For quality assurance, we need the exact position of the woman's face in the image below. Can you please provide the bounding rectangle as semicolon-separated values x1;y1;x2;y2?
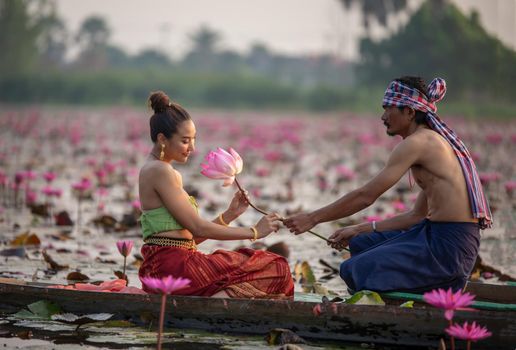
164;120;196;163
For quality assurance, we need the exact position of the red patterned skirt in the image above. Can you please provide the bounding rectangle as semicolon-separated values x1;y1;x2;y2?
138;244;294;299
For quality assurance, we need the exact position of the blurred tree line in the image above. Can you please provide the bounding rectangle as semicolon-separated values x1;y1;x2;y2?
347;0;516;104
1;0;516;115
0;0;352;110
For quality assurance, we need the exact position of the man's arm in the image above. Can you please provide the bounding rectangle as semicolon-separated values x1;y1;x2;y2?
285;138;422;234
328;190;428;249
356;190;428;233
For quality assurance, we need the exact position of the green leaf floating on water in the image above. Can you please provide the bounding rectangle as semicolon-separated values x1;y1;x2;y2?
400;300;414;308
301;261;316;284
300;261;317;292
14;300;61;319
345;290;385;306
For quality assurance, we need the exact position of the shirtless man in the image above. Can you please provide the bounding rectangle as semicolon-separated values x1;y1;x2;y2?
284;76;492;293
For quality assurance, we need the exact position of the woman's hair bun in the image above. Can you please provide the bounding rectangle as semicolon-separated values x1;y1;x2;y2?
148;91;170;113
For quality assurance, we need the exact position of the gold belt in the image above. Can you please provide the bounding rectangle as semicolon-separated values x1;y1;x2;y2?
144;236;197;250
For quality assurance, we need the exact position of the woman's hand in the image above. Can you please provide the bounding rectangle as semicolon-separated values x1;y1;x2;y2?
328;225;361;251
224;190;250;222
254;213;281;238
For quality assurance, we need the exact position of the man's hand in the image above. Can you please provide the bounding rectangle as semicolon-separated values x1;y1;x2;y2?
283;213;316;235
328;225;360;251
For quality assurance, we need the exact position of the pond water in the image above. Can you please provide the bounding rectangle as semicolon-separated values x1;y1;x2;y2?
1;107;514;348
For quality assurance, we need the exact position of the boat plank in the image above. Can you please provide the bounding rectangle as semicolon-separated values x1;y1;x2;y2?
465;282;516;303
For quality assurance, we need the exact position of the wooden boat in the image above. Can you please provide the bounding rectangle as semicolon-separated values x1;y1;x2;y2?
0;278;514;349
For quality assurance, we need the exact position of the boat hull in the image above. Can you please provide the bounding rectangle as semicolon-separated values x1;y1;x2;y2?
1;281;514;349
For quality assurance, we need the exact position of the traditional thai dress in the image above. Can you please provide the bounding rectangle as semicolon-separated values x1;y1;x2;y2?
138;196;294;299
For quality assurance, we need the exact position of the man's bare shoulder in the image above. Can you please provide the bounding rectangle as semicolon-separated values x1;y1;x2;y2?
393;132;426;153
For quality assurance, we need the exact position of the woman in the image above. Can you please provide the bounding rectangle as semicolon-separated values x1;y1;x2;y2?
138;91;294;299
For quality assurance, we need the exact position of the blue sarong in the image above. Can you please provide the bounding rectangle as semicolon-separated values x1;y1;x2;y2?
340;219;480;293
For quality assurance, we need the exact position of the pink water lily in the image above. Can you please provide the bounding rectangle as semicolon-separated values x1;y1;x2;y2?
131;199;141;211
505;180;516;197
72;177;92;193
140;275;191;350
116;240;134;279
423;288;475;320
445;321;491;349
140;275;191;295
201;147;242;186
42;171;57;183
116;240;134;257
200;146;330;243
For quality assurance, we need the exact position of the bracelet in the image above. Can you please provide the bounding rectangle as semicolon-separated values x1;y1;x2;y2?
218;213;229;226
249;226;258;242
372;220;378;233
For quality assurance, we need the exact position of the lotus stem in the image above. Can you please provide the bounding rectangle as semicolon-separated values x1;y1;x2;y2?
449;319;455;350
233;178;268;216
233;177;343;247
157;293;166;350
122;256;127;278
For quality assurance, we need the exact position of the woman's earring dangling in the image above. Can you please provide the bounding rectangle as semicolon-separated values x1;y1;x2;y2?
160;144;165;160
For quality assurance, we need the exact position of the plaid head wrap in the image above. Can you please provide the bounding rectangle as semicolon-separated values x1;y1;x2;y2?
383;78;492;229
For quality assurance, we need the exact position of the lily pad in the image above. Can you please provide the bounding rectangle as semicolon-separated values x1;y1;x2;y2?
14;300;61;319
51;313;113;324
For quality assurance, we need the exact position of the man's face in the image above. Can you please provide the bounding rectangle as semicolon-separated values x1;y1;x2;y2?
381;106;412;137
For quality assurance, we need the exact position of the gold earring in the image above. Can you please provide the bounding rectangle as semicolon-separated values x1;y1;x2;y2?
160;144;165;160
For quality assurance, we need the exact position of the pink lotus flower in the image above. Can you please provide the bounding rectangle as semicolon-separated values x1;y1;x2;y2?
0;171;7;186
23;170;37;181
505;180;516;196
336;165;356;181
445;321;492;342
140;275;191;350
131;199;141;211
264;150;283;162
201;147;243;186
42;171;57;183
116;240;134;279
96;187;109;197
14;171;25;184
116;240;134;257
25;190;37;204
140;275;191;295
485;133;503;145
72;177;92;192
423;288;475;320
365;215;382;223
42;186;55;197
85;158;97;167
392;201;407;212
479;172;501;185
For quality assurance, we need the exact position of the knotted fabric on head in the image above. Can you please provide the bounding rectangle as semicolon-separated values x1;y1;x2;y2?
383;78;492;229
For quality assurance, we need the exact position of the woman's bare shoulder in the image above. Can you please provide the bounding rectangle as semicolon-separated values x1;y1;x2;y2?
140;161;182;184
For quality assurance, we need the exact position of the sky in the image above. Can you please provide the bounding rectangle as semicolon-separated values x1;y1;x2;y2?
55;0;359;59
54;0;516;61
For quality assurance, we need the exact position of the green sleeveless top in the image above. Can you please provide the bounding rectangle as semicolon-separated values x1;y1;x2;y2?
140;196;198;240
